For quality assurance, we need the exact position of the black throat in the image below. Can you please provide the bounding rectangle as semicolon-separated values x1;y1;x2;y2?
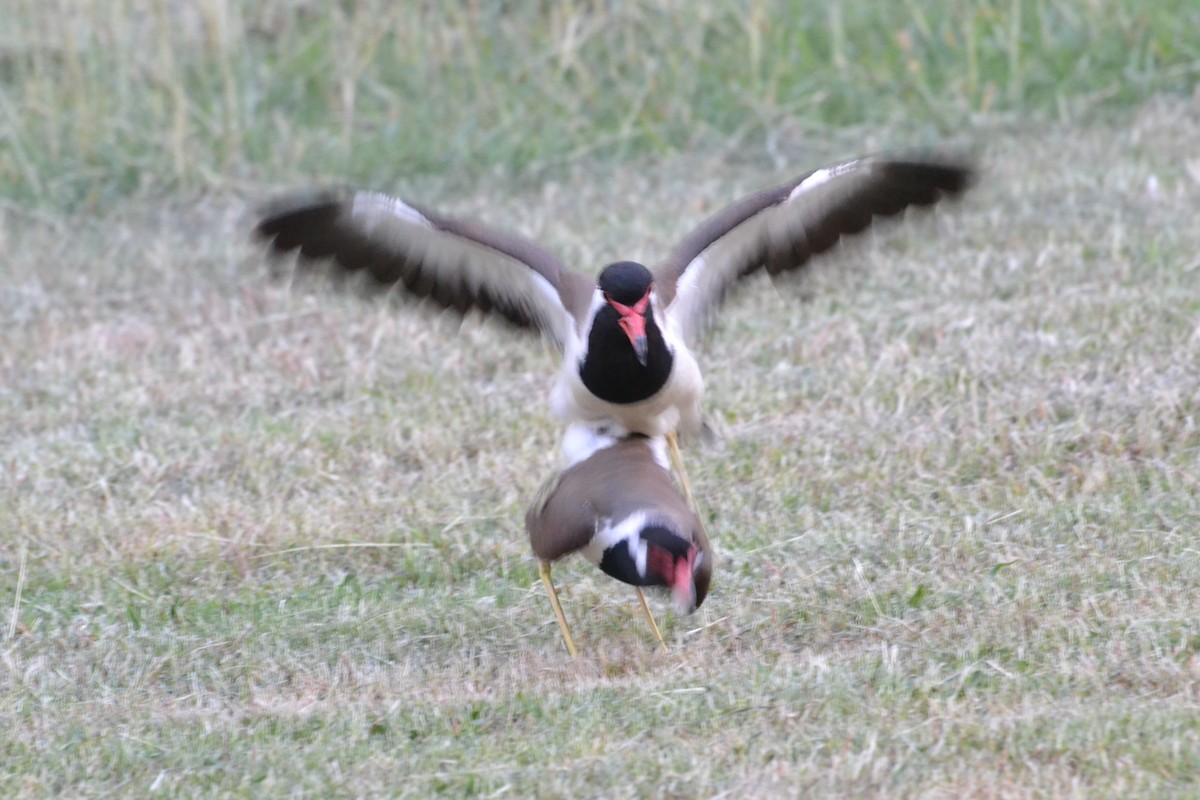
598;524;691;589
578;306;673;405
598;539;653;588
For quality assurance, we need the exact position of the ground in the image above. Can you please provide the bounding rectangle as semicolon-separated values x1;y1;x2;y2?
2;3;1200;797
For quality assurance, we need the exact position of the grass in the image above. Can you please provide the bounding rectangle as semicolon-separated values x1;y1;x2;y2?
2;0;1200;210
3;1;1200;798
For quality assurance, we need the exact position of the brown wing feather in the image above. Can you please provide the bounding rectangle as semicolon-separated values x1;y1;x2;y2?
255;189;593;349
653;184;792;307
655;153;977;343
526;438;708;562
525;469;597;562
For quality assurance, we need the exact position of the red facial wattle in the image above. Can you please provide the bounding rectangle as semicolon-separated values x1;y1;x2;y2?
607;289;651;365
648;543;698;613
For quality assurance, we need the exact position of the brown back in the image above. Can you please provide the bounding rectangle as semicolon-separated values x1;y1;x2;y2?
526;438;708;562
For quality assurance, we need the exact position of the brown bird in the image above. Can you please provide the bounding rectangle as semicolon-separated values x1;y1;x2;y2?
525;433;712;656
255;153;975;490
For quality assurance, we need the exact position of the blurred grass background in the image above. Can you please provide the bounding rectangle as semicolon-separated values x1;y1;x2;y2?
2;0;1198;210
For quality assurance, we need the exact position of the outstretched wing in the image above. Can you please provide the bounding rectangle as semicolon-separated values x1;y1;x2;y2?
256;189;594;350
655;154;977;343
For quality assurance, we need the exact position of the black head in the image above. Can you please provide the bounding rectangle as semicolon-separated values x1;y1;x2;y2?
596;520;707;613
598;261;653;305
641;524;706;614
583;260;666;378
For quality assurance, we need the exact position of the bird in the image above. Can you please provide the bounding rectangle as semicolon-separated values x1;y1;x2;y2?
255;153;975;489
525;432;711;656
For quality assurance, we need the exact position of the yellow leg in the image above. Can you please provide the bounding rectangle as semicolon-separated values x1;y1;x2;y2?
635;587;669;652
666;429;713;578
666;431;699;515
539;561;578;658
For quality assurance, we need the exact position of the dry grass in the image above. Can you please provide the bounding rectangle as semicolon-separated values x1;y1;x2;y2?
3;96;1200;796
3;0;1200;796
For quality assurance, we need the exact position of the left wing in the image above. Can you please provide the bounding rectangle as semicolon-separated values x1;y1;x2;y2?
655;153;977;343
256;189;594;350
525;469;597;563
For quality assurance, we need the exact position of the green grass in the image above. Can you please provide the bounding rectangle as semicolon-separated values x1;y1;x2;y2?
3;1;1200;798
2;0;1199;210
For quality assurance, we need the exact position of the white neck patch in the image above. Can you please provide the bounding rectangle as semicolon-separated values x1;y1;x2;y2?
575;289;610;355
561;422;628;465
582;510;650;575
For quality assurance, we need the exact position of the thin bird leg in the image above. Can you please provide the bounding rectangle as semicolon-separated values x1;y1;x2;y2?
538;560;578;658
666;429;713;564
666;431;699;513
635;587;669;652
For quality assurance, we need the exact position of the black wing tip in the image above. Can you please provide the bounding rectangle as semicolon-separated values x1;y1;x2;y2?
253;188;350;244
877;149;981;197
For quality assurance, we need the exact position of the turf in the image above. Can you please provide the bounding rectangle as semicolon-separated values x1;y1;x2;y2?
3;2;1200;798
